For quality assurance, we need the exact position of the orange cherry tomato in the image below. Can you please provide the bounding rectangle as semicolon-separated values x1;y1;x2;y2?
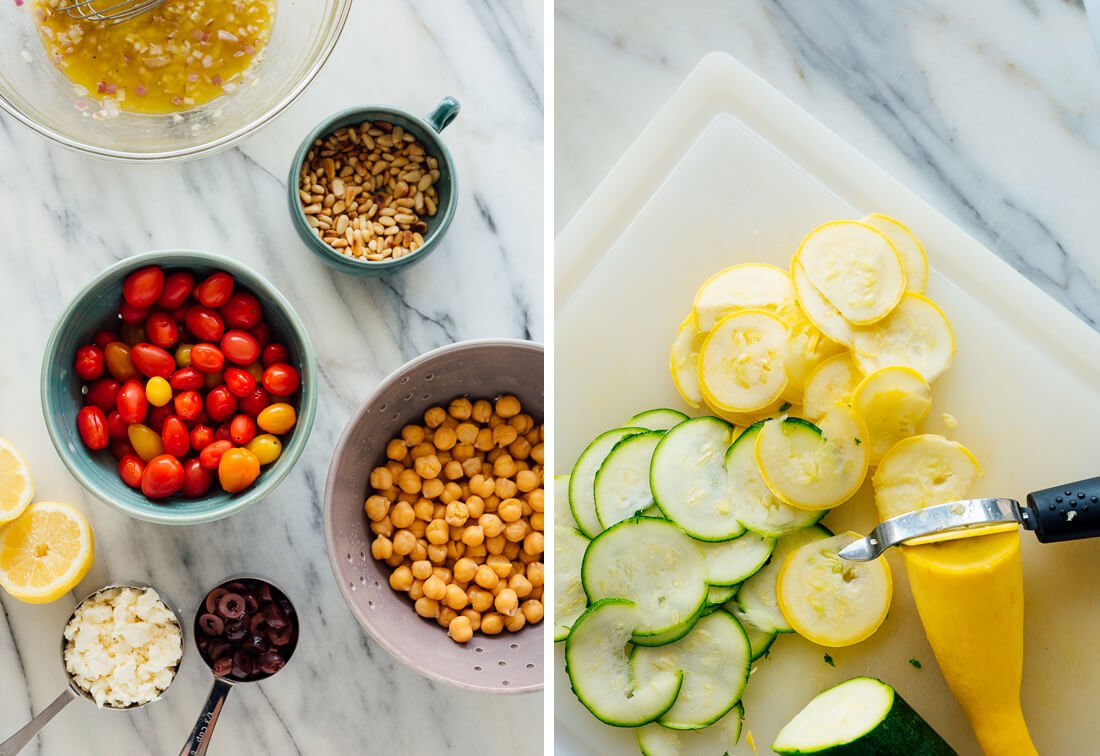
257;403;296;435
218;448;260;493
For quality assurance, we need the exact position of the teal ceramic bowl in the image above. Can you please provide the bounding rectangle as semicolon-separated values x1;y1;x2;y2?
41;250;318;525
287;97;460;277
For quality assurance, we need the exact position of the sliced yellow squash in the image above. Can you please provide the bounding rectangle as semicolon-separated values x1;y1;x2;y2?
851;366;933;465
861;213;929;294
791;262;855;347
670;314;706;408
774;299;845;405
796;221;906;325
708;397;790;428
801;353;861;423
872;434;982;521
692;263;793;331
698;310;788;413
850;293;955;382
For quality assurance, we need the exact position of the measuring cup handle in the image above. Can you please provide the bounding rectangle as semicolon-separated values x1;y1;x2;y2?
179;678;234;756
0;688;77;756
1025;476;1100;543
426;96;460;132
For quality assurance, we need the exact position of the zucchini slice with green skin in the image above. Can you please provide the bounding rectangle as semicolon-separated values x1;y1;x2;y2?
705;583;739;607
582;517;709;642
629;408;690;431
631;609;751;730
772;677;957;755
726;422;825;537
554;523;590;642
637;703;744;756
735;524;832;634
595;431;664;530
570;427;646;538
698;530;775;587
554;474;579;530
650;417;744;541
565;599;684;728
725;603;781;661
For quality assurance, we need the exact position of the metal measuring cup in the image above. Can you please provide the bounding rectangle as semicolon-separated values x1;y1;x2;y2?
0;582;184;756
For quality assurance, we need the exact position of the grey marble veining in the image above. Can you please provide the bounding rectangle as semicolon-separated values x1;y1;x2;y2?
556;0;1100;328
0;1;543;754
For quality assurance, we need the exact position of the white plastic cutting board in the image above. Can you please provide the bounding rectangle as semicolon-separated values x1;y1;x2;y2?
554;53;1100;756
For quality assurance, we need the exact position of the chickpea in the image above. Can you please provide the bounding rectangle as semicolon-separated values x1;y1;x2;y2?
508;413;533;434
527;488;544;512
389;565;413;591
521;600;544;624
411;560;433;581
486;534;507;555
446;541;465;562
474;564;499;590
438;607;458;628
531;442;545;465
524;531;545;556
413;498;434;522
445;500;469;527
453;444;475;464
488;414;504;429
386;438;408;462
519;548;539;565
401;424;426;446
369;466;393;491
444;584;468;611
423;575;447;601
441;482;462;504
479;613;503;635
461;525;485;547
470;399;492;424
452;422;476;445
433;566;452;583
409;442;435;461
504;520;529;543
503;541;521;561
493;424;519;448
454;557;478;583
466;495;485;519
443;460;463;480
468;474;492;498
397;469;422;495
410;541;428;562
527;562;545;588
504;612;526;633
493;395;520;418
487;554;512;579
498;498;523;523
426;519;449;545
424;406;447;428
414;454;442;480
474;428;494;452
370;535;394;560
495;478;518;499
466;543;488;559
427;543;447;564
422;478;444;499
487;448;503;465
494;587;519;616
388;500;412;529
433;503;447;521
393;529;416;555
447;615;473;643
509;437;532;461
515;469;539;493
531;511;544;532
364;495;391;522
437;449;453;464
371;519;394;539
510;574;533;598
426;423;454;451
409;520;428;540
414;597;440;619
449;524;464;542
468;586;494;613
386;460;405;478
385;553;405;568
460;609;482;632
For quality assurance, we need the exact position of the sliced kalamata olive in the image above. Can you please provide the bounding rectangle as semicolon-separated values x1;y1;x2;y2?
209;642;230;661
226;581;248;593
244;593;259;613
259;583;273;603
268;623;294;647
250;613;267;634
217;592;245;619
247;634;269;653
205;587;229;614
224;620;247;642
198;613;225;636
232;650;254;679
212;656;233;677
258;651;285;675
265;604;287;630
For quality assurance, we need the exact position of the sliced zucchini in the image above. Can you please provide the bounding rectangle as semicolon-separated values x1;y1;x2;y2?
796;220;906;325
755;409;869;511
632;610;751;729
851;366;932;465
862;213;929;294
629;408;690;431
775;299;845;405
595;431;664;530
802;352;861;423
692;262;793;331
792;262;855;348
554;523;590;642
650;417;743;541
772;677;956;755
777;532;893;647
705;583;739;607
670;315;706;409
570;427;645;538
726;422;825;537
851;293;955;382
736;524;832;634
699;530;775;587
698;310;789;413
872;434;982;521
637;704;744;756
554;474;578;530
632;614;703;648
565;599;684;728
725;603;780;661
582;517;709;642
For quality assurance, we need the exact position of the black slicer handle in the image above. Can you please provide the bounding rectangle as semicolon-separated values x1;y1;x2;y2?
1025;476;1100;543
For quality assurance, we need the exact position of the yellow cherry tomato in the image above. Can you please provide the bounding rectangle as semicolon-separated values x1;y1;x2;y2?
175;343;193;367
244;362;265;381
218;448;261;493
257;403;297;435
246;434;283;465
145;376;173;407
127;423;164;462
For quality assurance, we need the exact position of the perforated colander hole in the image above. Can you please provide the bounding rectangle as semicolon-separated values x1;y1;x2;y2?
474;666;482;672
359;576;366;584
391;413;399;421
498;660;507;667
526;663;534;669
346;553;352;562
502;680;511;687
380;403;387;412
403;392;413;402
368;600;374;609
424;373;435;382
422;393;431;400
400;376;410;384
475;647;484;653
510;643;519;650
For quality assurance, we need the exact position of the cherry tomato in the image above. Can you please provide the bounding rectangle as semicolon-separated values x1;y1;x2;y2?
130;343;176;379
122;266;165;309
203;370;224;390
106;410;129;441
205;385;237;422
185;305;225;342
156;271;194;310
250;321;273;348
229;414;256;445
244;362;264;381
116;379;149;425
194;272;234;309
119;301;151;325
257;403;296;435
181;458;214;498
190;424;214;451
262;363;300;397
171;305;190;325
161;416;190;457
93;330;119;348
218;448;260;493
128;423;165;462
173;390;204;421
141;454;184;499
144;376;173;407
223;367;256;398
74;345;104;381
118;453;145;489
76;405;109;450
220;291;262;329
199;440;234;471
221;330;260;366
261;344;289;367
175;343;193;368
185;409;209;428
214;422;233;442
246;434;282;465
147;404;172;433
145;312;180;349
120;322;146;346
104;342;139;382
239;386;271;417
170;367;204;391
110;440;137;460
190;343;225;374
86;378;121;411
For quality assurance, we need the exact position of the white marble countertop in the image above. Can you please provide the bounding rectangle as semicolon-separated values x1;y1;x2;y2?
0;1;543;754
556;0;1100;328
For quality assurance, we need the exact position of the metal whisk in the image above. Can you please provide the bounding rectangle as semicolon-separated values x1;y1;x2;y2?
61;0;165;23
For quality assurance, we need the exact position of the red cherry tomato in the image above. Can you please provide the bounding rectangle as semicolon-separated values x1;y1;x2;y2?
220;330;261;366
249;321;273;347
199;440;234;471
173;390;204;422
261;343;289;367
229;414;256;445
262;363;300;397
223;367;257;398
181;457;214;498
239;385;271;417
93;330;119;348
129;343;176;379
119;301;151;325
214;422;233;442
141;454;185;499
156;271;194;310
186;409;209;428
77;406;109;450
190;424;214;451
111;440;137;461
74;345;104;381
170;367;205;391
118;453;145;489
145;312;180;349
190;343;225;374
194;272;235;309
86;378;122;411
147;404;172;433
205;385;238;422
220;291;262;329
106;410;129;441
116;379;149;425
161;416;190;457
171;305;190;324
185;305;225;342
122;266;165;309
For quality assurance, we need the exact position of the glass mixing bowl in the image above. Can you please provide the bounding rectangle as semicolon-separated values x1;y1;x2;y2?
0;0;351;161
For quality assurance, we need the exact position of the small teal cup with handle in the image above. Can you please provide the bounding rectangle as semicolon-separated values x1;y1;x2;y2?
288;97;460;277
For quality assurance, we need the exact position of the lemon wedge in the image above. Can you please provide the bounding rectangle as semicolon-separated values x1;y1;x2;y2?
0;439;34;526
0;501;94;604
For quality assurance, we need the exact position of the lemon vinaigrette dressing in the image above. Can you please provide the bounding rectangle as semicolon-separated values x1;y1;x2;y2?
32;0;276;115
